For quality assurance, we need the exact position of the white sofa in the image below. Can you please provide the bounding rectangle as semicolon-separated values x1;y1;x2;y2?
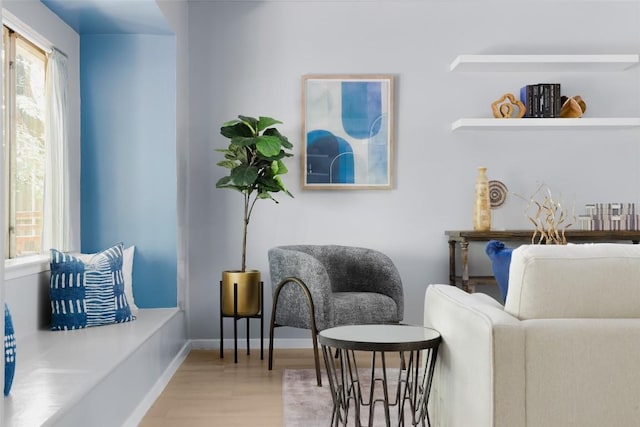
424;243;640;427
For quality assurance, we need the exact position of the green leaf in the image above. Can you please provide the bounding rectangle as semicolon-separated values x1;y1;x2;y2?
215;176;232;187
279;135;293;149
238;115;258;134
273;159;288;175
231;136;259;147
274;176;293;198
257;176;282;192
228;144;248;163
255;135;282;157
217;160;237;169
221;119;240;128
257;116;282;132
221;121;254;139
264;128;293;149
274;175;286;191
257;191;276;201
231;165;259;187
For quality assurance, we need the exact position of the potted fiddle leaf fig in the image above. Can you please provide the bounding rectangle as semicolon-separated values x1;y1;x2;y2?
216;115;293;315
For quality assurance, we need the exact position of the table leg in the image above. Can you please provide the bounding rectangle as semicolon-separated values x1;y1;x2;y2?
246;318;251;356
219;281;224;359
234;283;238;364
448;240;456;287
260;281;264;360
320;346;437;426
322;345;348;426
460;241;472;292
396;347;438;426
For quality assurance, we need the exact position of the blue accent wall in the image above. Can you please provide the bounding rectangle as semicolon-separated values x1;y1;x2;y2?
80;34;177;308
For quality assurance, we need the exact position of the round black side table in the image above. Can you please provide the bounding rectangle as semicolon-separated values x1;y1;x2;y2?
318;324;441;427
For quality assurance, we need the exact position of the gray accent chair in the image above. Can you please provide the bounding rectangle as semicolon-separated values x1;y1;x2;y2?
268;245;404;385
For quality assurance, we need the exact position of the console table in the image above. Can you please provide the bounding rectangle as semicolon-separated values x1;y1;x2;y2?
445;230;640;293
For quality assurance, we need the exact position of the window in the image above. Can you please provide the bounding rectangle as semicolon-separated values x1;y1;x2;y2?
3;25;47;258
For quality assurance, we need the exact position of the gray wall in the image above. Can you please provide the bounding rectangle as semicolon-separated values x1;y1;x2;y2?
184;0;640;339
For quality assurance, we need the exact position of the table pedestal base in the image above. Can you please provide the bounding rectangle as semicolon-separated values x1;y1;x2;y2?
320;347;438;427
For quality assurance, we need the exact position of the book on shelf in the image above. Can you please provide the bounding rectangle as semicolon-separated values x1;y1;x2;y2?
579;203;639;230
584;203;637;216
519;83;561;118
580;215;640;231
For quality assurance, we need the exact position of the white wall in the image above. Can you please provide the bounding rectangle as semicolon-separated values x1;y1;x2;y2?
187;1;640;340
156;0;190;313
3;0;80;337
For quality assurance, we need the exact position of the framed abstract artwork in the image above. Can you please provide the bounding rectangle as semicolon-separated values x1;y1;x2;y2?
301;74;394;190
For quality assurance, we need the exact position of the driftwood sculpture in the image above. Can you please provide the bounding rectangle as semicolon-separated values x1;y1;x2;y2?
516;184;575;245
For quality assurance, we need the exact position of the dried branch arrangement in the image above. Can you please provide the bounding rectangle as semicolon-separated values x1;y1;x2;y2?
516;184;575;245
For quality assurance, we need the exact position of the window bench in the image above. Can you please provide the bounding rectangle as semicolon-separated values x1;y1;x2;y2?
3;308;188;427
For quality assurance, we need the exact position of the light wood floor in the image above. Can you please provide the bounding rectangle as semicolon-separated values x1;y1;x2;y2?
140;348;400;426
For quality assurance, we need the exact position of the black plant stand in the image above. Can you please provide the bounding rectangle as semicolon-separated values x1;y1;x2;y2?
219;280;264;363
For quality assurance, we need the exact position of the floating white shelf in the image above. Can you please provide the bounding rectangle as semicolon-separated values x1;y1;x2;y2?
451;118;640;130
450;54;640;72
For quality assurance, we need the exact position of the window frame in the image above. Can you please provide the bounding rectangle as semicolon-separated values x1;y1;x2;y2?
3;24;48;261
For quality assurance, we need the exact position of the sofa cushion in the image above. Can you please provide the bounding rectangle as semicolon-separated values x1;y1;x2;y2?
505;243;640;319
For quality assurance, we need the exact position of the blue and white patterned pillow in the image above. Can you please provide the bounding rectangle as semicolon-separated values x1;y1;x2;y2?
49;243;135;330
4;303;16;396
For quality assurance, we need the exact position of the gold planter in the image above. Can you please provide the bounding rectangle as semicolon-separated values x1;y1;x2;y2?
221;270;261;316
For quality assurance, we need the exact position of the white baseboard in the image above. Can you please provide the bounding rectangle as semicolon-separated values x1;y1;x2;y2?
190;338;314;350
123;340;192;427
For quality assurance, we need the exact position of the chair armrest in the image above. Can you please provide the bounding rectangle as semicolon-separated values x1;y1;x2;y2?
424;285;526;427
268;247;334;330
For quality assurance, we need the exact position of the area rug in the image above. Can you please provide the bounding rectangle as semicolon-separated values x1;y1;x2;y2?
283;368;418;427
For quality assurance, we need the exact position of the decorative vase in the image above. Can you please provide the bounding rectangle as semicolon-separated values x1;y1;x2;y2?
473;167;491;231
221;270;261;316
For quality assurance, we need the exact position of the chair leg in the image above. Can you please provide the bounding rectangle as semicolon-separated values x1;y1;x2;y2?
310;325;322;387
268;277;322;386
268;303;277;371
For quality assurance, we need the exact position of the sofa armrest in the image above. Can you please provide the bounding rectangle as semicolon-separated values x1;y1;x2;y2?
424;285;526;427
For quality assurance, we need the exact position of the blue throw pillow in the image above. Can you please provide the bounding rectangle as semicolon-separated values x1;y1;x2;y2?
485;240;513;302
4;303;16;396
49;243;135;330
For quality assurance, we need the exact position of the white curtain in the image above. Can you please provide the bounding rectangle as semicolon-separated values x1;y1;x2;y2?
43;48;71;252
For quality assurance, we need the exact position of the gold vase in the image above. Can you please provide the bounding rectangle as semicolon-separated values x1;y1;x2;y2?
221;270;261;316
